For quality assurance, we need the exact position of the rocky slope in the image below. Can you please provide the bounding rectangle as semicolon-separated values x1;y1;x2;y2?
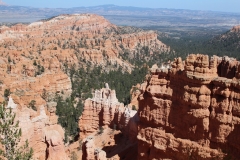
0;14;169;71
137;54;240;159
0;14;169;104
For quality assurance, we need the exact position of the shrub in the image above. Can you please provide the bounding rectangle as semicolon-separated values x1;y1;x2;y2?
132;105;137;111
4;89;10;98
98;126;104;135
28;100;37;111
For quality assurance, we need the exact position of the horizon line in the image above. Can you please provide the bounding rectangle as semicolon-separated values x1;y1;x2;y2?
1;3;240;14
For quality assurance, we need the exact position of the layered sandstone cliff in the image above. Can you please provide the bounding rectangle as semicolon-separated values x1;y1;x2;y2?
137;54;240;159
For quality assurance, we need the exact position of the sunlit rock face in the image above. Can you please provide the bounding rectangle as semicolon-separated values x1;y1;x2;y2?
137;54;240;159
6;99;68;160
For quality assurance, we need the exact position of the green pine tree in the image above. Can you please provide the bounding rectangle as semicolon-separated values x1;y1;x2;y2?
0;103;33;160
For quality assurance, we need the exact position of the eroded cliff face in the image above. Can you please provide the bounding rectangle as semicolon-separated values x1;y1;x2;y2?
0;13;169;108
138;54;240;159
0;14;169;73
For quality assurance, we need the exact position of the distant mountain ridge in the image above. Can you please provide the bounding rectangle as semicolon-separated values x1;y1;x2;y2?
1;4;240;17
0;4;240;29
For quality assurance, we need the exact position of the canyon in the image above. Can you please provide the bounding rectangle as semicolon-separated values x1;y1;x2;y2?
79;54;240;160
0;13;168;159
1;13;240;160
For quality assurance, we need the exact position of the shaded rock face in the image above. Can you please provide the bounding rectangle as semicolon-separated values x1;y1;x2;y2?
138;54;240;159
217;56;238;79
79;83;139;141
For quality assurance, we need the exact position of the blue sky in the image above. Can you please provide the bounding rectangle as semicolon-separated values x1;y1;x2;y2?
3;0;240;13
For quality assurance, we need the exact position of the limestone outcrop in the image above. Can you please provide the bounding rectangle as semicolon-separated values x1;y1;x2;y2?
137;54;240;159
79;83;139;141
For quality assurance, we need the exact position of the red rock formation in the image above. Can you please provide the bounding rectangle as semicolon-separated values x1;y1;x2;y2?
0;13;170;159
0;14;169;72
79;83;139;141
6;98;68;160
231;25;240;32
129;84;141;109
137;54;240;159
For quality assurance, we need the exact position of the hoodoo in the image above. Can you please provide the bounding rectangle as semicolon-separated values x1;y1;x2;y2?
79;83;139;141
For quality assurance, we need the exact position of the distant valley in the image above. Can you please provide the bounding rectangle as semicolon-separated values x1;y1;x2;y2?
1;4;240;33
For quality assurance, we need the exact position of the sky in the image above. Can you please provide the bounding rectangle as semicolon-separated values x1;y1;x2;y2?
3;0;240;13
